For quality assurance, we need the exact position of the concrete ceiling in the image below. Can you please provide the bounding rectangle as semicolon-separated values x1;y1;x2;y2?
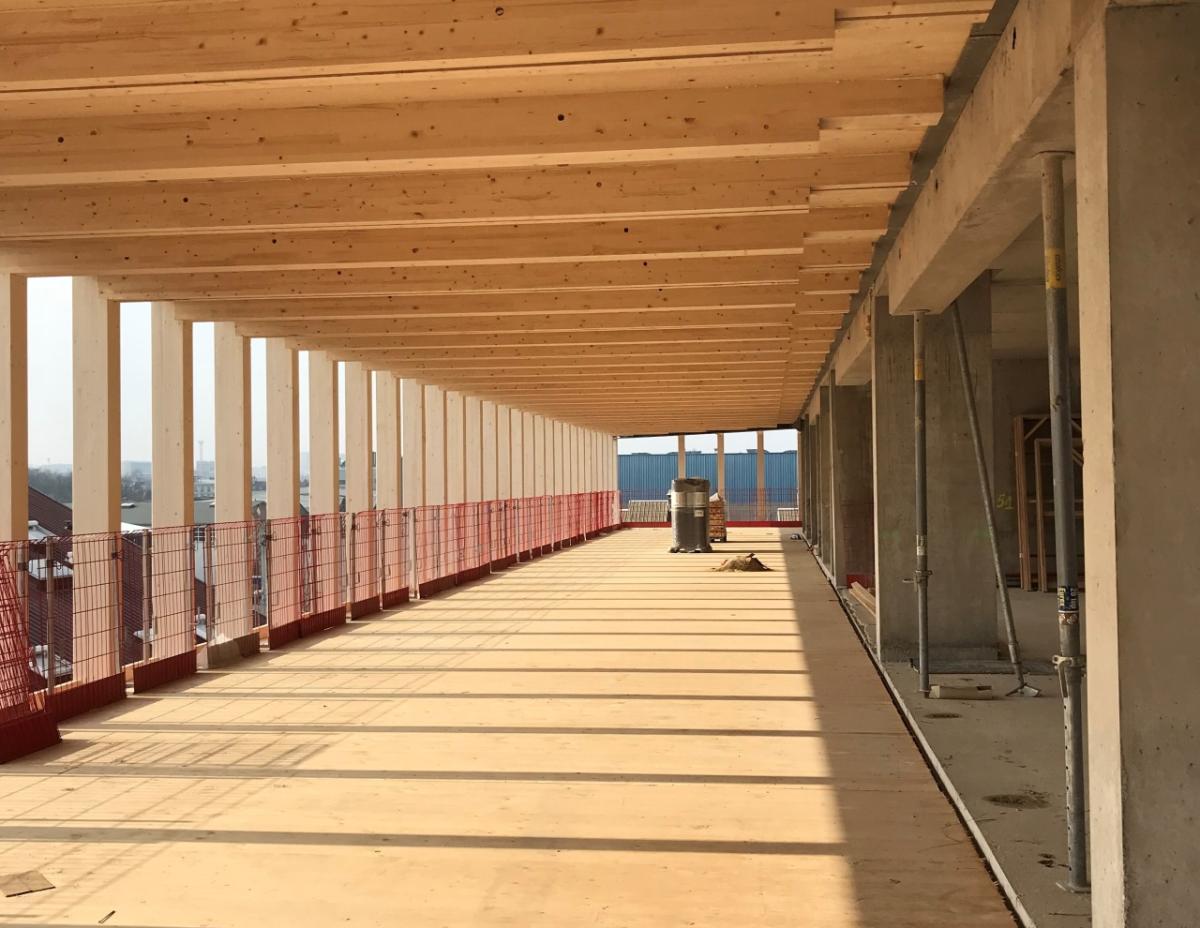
0;0;994;435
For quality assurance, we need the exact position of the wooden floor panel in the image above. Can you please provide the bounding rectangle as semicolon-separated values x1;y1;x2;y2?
0;529;1014;927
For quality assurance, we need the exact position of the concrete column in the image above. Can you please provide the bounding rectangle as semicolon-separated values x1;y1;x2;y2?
376;371;402;510
830;384;873;586
871;278;996;660
715;433;726;498
677;434;686;478
0;274;27;541
1076;9;1200;924
755;430;766;520
925;274;995;658
344;362;373;514
532;415;546;495
871;299;915;656
400;378;424;508
480;398;494;499
265;340;299;519
71;277;121;681
818;387;833;562
511;409;525;498
465;395;482;502
308;351;340;516
214;324;251;523
423;385;445;505
443;391;464;504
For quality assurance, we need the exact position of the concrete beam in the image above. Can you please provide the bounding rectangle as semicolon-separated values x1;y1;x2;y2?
885;0;1075;314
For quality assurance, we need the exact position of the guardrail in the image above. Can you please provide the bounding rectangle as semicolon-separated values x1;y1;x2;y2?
0;490;619;764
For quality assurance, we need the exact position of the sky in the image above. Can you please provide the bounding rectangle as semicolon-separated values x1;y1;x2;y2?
27;277;796;467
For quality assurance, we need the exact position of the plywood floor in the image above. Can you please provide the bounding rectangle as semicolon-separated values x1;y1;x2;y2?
0;529;1014;927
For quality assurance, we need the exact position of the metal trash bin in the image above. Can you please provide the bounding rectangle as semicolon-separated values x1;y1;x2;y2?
669;477;713;553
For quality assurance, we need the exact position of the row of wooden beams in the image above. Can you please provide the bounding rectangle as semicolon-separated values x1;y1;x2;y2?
95;258;865;302
0;82;942;186
0;215;881;276
0;155;909;239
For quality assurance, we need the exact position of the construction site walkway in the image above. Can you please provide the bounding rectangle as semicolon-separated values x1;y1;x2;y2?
0;529;1014;927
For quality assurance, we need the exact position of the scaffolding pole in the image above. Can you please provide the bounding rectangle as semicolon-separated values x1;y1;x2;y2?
948;303;1038;698
1041;151;1089;893
912;311;930;697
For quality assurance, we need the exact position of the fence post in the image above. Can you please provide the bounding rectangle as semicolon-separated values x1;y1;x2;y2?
203;524;216;645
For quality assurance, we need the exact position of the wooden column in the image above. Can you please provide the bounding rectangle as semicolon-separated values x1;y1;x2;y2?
344;362;373;514
71;277;121;683
465;395;483;502
716;433;726;498
265;340;299;519
444;391;465;504
376;371;402;510
213;323;251;523
423;386;446;505
0;273;27;542
307;351;340;516
400;378;424;508
510;409;525;499
149;302;194;654
481;401;498;501
533;415;547;495
756;429;767;520
496;404;511;500
522;411;536;497
212;323;253;638
677;433;687;478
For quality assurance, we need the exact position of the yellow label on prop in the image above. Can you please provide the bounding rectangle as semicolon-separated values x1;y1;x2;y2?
1045;248;1066;289
914;358;925;381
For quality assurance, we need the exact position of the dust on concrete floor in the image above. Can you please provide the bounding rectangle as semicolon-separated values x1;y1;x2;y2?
887;664;1091;928
1;529;1014;927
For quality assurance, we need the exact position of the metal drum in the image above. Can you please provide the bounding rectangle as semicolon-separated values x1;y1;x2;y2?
669;477;713;553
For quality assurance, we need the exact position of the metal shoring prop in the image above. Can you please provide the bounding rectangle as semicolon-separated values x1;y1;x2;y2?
948;302;1039;697
912;311;931;697
1040;150;1089;893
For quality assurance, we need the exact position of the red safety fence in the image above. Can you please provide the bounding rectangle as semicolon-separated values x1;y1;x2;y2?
0;491;619;764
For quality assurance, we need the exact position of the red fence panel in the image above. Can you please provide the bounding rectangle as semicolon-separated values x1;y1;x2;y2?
347;510;380;620
302;512;346;634
380;508;411;608
0;541;59;762
130;525;198;693
265;517;303;649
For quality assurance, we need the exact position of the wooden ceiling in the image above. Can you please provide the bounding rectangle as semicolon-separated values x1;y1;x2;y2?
0;0;990;435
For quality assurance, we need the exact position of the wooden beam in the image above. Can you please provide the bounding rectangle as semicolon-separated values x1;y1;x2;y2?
97;260;866;302
0;155;912;239
0;81;941;186
0;213;881;276
171;289;851;322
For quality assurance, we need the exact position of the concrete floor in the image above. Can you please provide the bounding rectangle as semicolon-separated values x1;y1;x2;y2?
886;666;1092;928
0;529;1014;927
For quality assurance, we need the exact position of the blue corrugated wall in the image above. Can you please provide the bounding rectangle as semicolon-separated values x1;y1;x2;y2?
619;451;797;504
